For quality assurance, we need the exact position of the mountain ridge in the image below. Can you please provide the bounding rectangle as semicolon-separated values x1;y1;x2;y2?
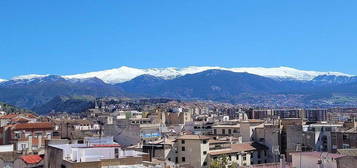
1;69;357;113
0;75;123;109
2;66;354;84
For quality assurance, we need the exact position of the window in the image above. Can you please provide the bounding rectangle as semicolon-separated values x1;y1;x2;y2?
181;140;185;144
203;151;207;155
175;157;178;163
115;148;119;158
21;144;26;150
343;134;348;141
35;132;42;137
342;144;350;149
242;153;247;160
214;129;217;134
182;157;186;162
203;162;207;166
228;129;232;134
222;129;226;135
15;133;21;139
203;140;207;144
168;158;171;161
182;146;185;151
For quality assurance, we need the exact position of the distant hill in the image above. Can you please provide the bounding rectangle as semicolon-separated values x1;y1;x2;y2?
0;75;123;109
117;70;357;107
32;96;96;114
0;102;33;114
1;69;357;111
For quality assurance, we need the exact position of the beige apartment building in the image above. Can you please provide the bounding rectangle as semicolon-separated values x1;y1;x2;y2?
212;124;240;137
172;135;210;168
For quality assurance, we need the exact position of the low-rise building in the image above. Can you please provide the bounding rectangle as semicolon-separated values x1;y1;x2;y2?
45;143;148;168
212;124;240;137
290;152;355;168
208;142;267;167
3;122;56;154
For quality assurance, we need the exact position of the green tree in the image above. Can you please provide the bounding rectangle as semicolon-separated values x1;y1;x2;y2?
210;155;229;168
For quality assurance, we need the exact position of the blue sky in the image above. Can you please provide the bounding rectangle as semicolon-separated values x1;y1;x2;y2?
1;0;357;79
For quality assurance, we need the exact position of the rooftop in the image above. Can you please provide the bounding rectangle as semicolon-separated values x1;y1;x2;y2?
176;135;210;140
290;152;345;159
208;143;259;156
12;122;54;130
212;124;240;128
19;155;43;164
50;143;146;163
0;114;18;119
337;149;357;156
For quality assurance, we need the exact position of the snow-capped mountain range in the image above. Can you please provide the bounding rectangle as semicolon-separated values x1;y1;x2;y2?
1;66;354;84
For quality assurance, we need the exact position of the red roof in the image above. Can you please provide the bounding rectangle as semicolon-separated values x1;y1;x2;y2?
20;155;43;164
25;113;37;118
0;114;18;119
12;122;54;130
11;117;30;122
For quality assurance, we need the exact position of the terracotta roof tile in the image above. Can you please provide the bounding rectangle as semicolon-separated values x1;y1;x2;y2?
25;114;37;118
0;114;18;119
20;155;43;164
11;117;30;122
12;122;54;130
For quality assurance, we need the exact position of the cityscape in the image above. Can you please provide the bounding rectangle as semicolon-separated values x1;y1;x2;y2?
1;1;357;168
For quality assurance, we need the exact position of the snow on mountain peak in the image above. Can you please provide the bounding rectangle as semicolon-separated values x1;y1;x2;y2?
63;66;353;84
228;66;351;81
7;66;353;84
64;66;146;84
0;79;7;83
11;74;49;80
